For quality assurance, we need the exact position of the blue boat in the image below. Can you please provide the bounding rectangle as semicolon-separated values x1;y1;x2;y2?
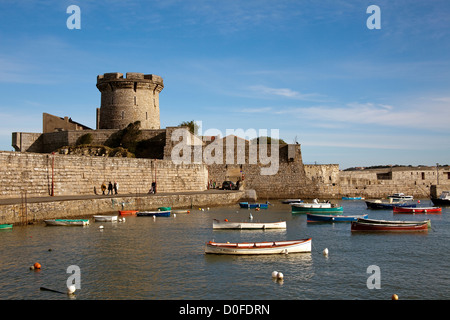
137;210;171;217
365;200;416;210
239;202;269;209
307;213;369;222
342;196;363;200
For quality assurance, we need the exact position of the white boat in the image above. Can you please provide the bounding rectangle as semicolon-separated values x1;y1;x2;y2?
281;199;302;204
388;193;414;201
93;215;118;222
205;238;311;255
212;219;286;230
44;219;90;226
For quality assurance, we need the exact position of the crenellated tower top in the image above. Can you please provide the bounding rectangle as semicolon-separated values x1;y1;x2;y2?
96;72;164;130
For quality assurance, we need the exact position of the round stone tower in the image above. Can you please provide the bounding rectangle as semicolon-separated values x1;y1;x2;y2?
96;72;164;130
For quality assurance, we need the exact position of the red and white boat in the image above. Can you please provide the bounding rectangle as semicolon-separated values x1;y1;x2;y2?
205;238;311;255
393;206;441;214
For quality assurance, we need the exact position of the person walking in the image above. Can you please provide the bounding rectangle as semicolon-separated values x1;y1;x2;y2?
114;181;118;194
101;182;106;195
107;181;113;195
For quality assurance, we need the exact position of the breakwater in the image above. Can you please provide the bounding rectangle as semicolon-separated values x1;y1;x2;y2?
0;190;245;225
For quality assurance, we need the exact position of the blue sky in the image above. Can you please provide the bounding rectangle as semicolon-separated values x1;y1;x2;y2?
0;0;449;169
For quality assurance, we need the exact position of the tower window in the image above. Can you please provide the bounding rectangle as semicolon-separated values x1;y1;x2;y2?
121;111;124;120
134;96;137;105
146;112;148;120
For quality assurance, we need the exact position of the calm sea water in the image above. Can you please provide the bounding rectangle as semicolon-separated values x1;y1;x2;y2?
1;199;449;300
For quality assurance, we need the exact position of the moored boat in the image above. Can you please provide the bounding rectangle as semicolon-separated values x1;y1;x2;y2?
44;219;90;226
365;200;416;209
204;238;312;255
93;215;118;222
119;210;138;216
351;218;430;232
0;224;13;230
393;206;441;214
307;213;368;222
342;196;364;200
388;193;414;201
172;209;190;214
212;219;287;230
239;202;269;209
281;199;303;204
291;200;343;213
136;210;171;217
431;191;450;206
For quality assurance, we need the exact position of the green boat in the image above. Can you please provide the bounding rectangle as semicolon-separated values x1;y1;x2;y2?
158;206;171;211
0;224;13;230
291;202;343;213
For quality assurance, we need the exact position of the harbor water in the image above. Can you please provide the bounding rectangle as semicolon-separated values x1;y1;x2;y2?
1;199;449;300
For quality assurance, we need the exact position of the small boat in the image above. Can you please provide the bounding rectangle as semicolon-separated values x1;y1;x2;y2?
44;219;90;226
431;191;450;206
158;206;171;211
239;202;269;209
365;200;416;209
342;196;364;200
307;213;368;222
393;206;441;214
0;224;13;230
93;215;118;222
204;238;312;255
281;199;303;204
119;210;138;216
388;193;414;201
136;210;171;217
212;219;287;230
351;218;430;232
172;209;190;214
291;200;343;213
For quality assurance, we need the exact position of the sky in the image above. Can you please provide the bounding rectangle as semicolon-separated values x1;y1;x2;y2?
0;0;449;169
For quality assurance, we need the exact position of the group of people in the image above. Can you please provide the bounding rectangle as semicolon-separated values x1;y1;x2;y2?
100;181;118;195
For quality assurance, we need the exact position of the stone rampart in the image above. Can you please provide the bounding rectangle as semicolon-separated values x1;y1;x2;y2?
0;151;208;199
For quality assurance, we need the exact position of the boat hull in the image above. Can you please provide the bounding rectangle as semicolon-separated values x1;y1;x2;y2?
136;210;171;217
239;202;268;209
213;220;286;230
119;210;138;216
307;213;368;222
0;224;13;230
365;200;416;209
94;215;118;222
291;203;343;213
44;219;90;226
205;238;312;255
393;207;441;214
351;218;429;232
431;198;450;206
342;197;363;200
281;199;303;204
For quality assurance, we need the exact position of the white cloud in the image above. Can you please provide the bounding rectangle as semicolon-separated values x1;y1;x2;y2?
248;85;321;100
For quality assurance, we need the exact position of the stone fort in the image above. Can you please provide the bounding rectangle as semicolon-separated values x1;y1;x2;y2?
10;72;446;200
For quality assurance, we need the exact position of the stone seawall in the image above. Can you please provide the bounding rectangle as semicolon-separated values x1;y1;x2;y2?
0;190;244;225
0;151;208;199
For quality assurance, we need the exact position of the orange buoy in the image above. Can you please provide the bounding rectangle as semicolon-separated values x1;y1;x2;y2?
391;294;398;300
224;219;228;222
34;262;41;269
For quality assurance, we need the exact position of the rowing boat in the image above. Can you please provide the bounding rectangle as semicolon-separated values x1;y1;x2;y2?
239;202;269;209
351;218;430;232
307;213;368;222
136;210;171;217
212;219;286;230
291;202;343;213
119;210;138;216
0;224;13;230
365;200;416;209
44;219;90;226
204;238;312;255
93;215;118;222
393;206;441;214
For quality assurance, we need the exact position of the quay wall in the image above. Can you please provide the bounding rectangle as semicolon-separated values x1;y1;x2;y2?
0;191;244;225
0;151;208;199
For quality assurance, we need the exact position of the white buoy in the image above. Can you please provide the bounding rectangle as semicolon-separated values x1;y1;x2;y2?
99;225;104;230
249;213;253;220
153;215;156;220
174;213;176;218
67;285;76;294
122;217;126;222
271;271;279;278
277;272;284;280
323;248;329;256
